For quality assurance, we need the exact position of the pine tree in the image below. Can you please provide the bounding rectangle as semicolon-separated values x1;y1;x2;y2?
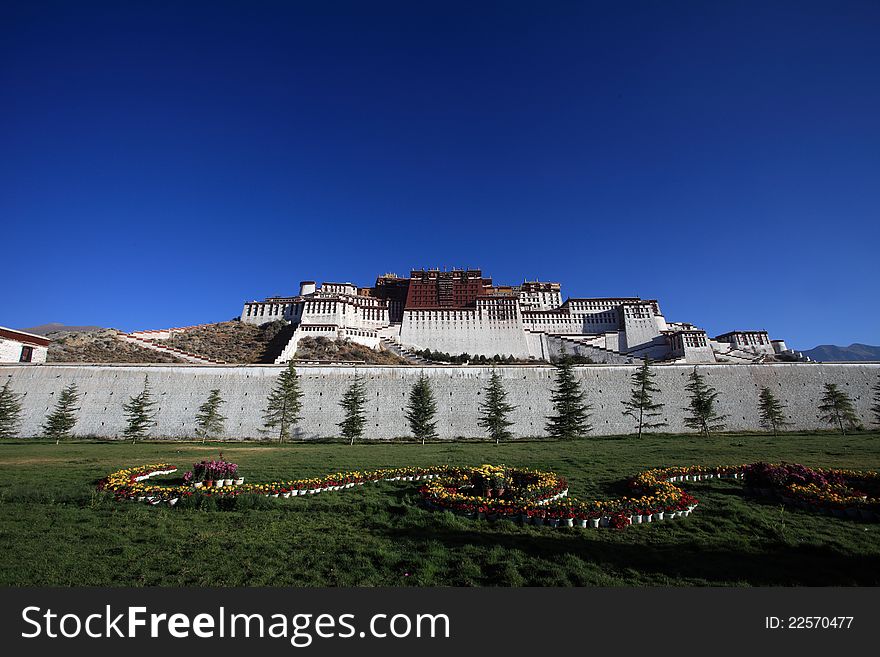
757;387;791;437
871;375;880;428
478;369;517;444
406;373;437;444
195;389;226;442
122;375;158;443
0;378;23;439
338;376;367;445
262;362;304;443
43;384;80;444
545;353;592;439
818;383;860;435
621;359;667;438
683;368;727;437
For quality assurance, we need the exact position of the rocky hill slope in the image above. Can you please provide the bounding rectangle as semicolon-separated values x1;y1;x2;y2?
47;329;185;363
294;336;409;364
36;320;412;365
157;320;295;364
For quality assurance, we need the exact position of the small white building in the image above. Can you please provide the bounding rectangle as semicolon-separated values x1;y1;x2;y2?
0;327;49;363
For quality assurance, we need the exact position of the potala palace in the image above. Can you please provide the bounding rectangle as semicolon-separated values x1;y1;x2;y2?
240;269;792;365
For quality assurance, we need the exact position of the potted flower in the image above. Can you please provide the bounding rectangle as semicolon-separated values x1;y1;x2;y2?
528;508;545;526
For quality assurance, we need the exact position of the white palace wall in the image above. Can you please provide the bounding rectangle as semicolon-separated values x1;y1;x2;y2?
399;310;531;358
1;363;877;440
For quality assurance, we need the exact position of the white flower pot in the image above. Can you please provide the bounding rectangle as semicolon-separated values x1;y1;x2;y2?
234;478;244;485
563;518;574;527
578;519;588;528
634;515;643;524
215;480;224;488
282;492;291;498
169;498;178;506
224;479;233;486
194;482;203;489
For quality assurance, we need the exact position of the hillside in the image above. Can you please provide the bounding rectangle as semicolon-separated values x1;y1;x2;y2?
159;320;294;363
47;329;185;363
802;343;880;362
295;336;409;364
160;322;409;364
37;320;409;365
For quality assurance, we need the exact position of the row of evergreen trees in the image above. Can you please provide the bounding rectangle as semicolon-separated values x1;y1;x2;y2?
0;360;877;442
413;349;519;365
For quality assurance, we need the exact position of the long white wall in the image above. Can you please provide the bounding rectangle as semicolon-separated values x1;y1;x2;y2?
1;363;877;440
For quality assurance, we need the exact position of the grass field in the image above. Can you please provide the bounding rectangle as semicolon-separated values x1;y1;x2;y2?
1;433;879;587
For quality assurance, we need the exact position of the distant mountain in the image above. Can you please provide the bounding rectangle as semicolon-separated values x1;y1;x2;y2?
18;323;104;335
802;343;880;362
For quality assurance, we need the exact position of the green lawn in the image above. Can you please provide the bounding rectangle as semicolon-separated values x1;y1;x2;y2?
0;433;878;586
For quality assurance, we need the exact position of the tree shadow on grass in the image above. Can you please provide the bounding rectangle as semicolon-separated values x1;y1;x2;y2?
372;523;880;586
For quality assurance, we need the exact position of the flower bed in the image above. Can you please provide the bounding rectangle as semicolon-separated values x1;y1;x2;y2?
741;462;880;520
96;462;880;527
97;463;451;507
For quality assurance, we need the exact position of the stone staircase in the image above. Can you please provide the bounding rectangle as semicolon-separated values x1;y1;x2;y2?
710;341;767;364
714;348;766;364
379;336;430;365
117;332;227;365
555;336;639;364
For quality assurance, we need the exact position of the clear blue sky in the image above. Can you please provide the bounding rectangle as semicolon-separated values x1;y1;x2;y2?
2;1;878;349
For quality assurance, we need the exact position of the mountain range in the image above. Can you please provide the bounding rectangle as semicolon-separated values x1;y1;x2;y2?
18;323;104;335
801;343;880;362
